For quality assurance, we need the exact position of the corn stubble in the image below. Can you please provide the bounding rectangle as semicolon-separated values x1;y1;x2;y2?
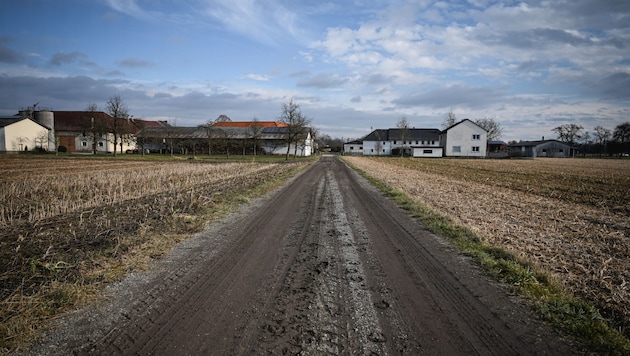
0;157;302;352
344;157;630;342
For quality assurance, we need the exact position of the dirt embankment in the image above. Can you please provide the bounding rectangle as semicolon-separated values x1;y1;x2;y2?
25;156;577;355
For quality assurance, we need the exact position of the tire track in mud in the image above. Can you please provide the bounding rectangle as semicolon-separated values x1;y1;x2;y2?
251;164;386;355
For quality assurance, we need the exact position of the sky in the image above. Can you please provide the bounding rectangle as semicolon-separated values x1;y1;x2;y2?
0;0;629;142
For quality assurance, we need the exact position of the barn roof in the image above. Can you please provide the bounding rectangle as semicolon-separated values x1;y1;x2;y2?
53;111;166;133
212;121;287;128
362;128;440;141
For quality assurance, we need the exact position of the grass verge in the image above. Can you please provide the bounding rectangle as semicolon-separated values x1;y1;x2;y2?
348;162;630;355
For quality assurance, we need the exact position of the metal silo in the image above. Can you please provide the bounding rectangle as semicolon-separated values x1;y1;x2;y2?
33;110;56;151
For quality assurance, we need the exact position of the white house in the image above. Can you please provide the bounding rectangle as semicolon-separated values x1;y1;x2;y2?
349;122;486;158
0;117;50;152
358;128;443;157
440;119;487;157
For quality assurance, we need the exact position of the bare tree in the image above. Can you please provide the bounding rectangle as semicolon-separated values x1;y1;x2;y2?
613;122;630;144
593;126;611;157
475;117;503;141
612;122;630;155
552;123;583;146
35;130;48;151
105;95;129;156
84;103;106;155
442;110;457;129
279;98;311;160
396;116;410;157
249;117;265;159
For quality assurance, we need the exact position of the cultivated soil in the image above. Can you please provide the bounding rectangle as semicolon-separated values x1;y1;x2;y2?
24;156;578;355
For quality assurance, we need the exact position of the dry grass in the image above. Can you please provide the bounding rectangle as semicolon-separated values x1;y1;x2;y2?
0;156;310;353
343;157;630;339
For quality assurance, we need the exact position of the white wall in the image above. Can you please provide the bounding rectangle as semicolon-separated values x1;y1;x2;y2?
362;140;391;156
261;136;313;156
443;120;487;157
412;147;443;157
0;119;48;152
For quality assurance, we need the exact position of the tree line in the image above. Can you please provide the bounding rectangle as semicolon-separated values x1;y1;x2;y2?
551;122;630;156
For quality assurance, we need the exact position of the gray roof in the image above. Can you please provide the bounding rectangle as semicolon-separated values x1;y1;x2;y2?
508;139;568;147
363;128;441;141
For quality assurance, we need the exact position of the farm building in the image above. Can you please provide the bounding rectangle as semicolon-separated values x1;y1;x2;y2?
53;111;166;153
0;108;167;153
136;121;314;156
508;140;572;158
440;119;487;157
347;119;485;157
0;117;50;152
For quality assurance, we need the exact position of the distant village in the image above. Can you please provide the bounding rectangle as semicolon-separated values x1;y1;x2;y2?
1;104;629;158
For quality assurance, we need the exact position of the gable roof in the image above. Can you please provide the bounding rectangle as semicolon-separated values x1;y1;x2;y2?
442;119;486;133
0;117;48;129
362;128;441;141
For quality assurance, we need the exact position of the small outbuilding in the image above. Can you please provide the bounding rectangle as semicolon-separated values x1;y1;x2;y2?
508;140;572;158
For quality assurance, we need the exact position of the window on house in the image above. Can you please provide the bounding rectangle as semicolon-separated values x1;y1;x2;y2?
472;146;480;152
81;141;87;147
423;149;433;154
416;141;419;144
371;149;374;152
559;149;564;153
393;141;397;144
359;146;362;150
453;146;461;153
383;141;386;145
98;142;104;147
431;141;435;145
472;134;480;140
382;149;385;153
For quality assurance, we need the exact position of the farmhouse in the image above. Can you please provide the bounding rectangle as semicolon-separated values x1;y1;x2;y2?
508;140;572;158
345;119;486;157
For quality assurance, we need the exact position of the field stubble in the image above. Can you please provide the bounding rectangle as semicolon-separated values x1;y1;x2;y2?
0;156;306;352
343;157;630;339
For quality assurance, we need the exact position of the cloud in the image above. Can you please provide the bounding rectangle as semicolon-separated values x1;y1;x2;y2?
591;72;630;100
119;58;154;68
245;73;270;81
0;45;23;63
392;85;506;109
49;52;87;66
297;73;349;89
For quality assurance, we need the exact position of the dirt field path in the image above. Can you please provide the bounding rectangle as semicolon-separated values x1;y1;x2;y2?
27;156;576;355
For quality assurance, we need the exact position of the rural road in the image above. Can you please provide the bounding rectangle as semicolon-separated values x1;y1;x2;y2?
29;156;576;355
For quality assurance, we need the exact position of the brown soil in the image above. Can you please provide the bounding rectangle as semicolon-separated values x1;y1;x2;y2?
25;156;578;355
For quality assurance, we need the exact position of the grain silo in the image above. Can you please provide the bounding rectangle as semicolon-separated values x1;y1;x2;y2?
33;110;56;151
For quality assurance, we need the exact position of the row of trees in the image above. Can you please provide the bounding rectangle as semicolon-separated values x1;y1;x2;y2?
82;95;137;156
79;96;314;159
552;122;630;156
